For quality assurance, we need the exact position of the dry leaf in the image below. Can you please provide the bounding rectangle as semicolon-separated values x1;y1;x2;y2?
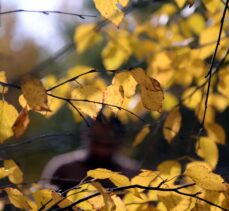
131;68;164;112
12;107;30;138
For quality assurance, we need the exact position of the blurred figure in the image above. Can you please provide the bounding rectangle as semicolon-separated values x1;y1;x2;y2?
41;114;139;191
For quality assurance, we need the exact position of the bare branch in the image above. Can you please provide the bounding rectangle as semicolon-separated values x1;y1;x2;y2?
49;183;228;211
0;9;96;19
0;133;73;151
46;69;97;92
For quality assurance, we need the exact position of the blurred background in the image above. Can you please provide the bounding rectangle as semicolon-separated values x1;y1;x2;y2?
1;0;229;184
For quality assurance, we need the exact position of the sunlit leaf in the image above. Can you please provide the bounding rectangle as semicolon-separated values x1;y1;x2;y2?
112;71;137;98
133;125;151;147
93;0;129;26
92;182;115;210
163;108;182;143
184;162;227;191
102;31;131;69
4;160;23;184
203;0;220;13
12;107;30;138
175;0;186;8
131;68;164;112
71;85;103;119
205;123;225;144
87;168;130;187
0;71;8;94
5;188;31;210
103;84;124;113
196;137;218;169
157;160;181;183
182;87;202;109
74;24;101;53
0;100;18;144
20;74;50;112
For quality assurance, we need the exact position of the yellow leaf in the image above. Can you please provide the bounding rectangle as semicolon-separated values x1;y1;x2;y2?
133;125;151;147
112;71;137;98
131;169;159;188
74;24;101;53
103;84;124;113
131;68;164;112
71;85;103;119
33;189;71;210
67;184;96;210
0;71;8;94
93;0;129;26
12;107;30;138
87;168;130;187
5;188;31;210
67;65;98;84
205;123;225;144
0;100;18;144
163;92;178;111
203;0;220;13
102;32;131;69
196;137;218;169
186;13;205;35
182;87;202;109
184;162;227;191
157;160;181;183
175;0;187;8
21;74;50;112
163;108;182;143
4;160;23;184
111;195;126;211
92;182;115;211
199;26;227;59
0;167;10;180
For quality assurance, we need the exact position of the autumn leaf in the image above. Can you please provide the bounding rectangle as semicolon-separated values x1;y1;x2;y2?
112;71;137;98
12;106;30;138
0;100;18;144
71;85;103;119
205;123;226;144
102;31;131;69
0;71;8;94
163;108;182;143
4;160;23;184
74;24;101;53
196;137;218;169
5;188;31;210
103;84;124;113
87;168;130;187
184;162;227;191
175;0;186;8
130;68;164;112
133;125;151;147
92;182;115;211
20;74;50;112
93;0;129;26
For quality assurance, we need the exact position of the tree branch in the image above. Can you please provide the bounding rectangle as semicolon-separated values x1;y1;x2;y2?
0;9;96;19
49;183;228;211
200;0;229;133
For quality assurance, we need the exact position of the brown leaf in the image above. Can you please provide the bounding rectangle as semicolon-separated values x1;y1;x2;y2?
12;107;30;138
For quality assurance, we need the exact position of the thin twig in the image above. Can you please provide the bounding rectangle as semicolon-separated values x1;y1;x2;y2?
0;133;73;151
0;9;96;19
50;183;228;211
200;0;229;134
47;69;97;92
47;93;146;122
